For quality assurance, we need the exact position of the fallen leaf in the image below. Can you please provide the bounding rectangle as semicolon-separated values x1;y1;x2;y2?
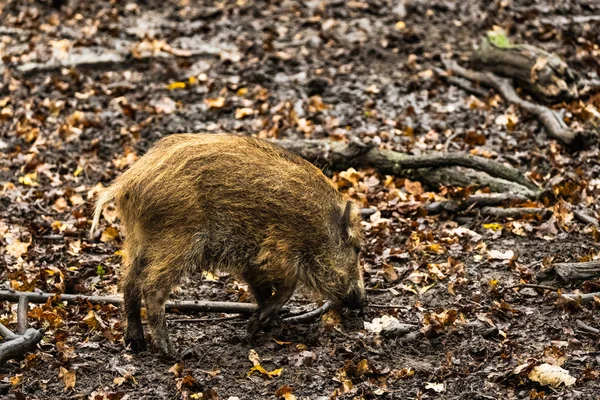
425;382;445;392
154;97;177;114
528;363;576;387
167;82;186;90
6;238;31;258
100;226;119;242
276;385;297;400
58;367;76;391
235;107;254;119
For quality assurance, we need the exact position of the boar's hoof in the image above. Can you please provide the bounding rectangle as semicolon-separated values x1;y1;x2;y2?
154;339;176;360
125;335;147;353
247;311;281;335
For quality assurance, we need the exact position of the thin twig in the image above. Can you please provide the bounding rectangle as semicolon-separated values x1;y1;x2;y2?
505;283;559;291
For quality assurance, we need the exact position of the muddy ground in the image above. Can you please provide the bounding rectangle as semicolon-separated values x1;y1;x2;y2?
1;0;600;399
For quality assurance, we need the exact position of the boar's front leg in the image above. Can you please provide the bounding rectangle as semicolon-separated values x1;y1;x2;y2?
246;272;297;335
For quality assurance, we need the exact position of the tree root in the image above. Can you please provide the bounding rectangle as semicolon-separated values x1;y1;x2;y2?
272;139;539;196
442;58;584;147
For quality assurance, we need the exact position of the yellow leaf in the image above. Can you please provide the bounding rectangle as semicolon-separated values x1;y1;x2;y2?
201;270;218;281
58;367;76;391
167;81;186;90
419;283;436;294
188;76;197;85
100;227;119;242
273;338;291;345
82;310;106;330
236;87;248;96
483;223;503;231
18;172;38;186
395;21;406;30
73;166;83;177
248;365;283;379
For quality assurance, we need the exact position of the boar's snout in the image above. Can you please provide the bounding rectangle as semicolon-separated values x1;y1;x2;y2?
342;282;367;310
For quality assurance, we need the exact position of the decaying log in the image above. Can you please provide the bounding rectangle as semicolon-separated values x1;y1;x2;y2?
554;260;600;282
472;32;579;103
272;139;539;196
443;59;583;147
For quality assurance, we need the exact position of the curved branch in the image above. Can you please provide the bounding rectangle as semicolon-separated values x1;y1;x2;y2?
443;59;584;147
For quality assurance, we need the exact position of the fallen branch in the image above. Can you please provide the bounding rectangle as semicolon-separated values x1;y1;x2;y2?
273;139;539;196
424;193;531;214
560;291;600;303
443;58;583;147
0;290;329;325
0;294;43;364
573;210;599;227
540;15;600;26
575;319;600;335
480;206;550;219
0;328;43;365
504;283;559;292
0;290;258;314
554;260;600;282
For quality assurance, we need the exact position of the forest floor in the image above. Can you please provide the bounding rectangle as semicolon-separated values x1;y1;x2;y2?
1;0;600;399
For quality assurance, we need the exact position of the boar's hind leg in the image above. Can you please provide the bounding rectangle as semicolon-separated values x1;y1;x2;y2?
142;265;184;359
246;274;297;335
123;256;147;352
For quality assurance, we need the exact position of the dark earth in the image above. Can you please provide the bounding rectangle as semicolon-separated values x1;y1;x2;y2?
1;0;600;399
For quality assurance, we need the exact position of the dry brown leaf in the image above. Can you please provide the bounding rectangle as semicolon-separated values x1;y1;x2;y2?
58;367;76;391
6;238;31;258
528;364;576;387
276;385;297;400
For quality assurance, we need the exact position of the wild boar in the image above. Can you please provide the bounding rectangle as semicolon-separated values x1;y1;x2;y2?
90;133;365;357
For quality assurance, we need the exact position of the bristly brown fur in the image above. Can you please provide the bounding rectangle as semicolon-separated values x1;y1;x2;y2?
91;133;365;357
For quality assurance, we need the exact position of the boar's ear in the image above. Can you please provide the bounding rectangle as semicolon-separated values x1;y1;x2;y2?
341;200;353;239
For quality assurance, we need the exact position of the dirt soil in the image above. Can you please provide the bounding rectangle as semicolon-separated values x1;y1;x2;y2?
1;0;600;399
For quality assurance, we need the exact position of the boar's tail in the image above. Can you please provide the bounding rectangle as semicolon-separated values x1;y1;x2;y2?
89;186;117;239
